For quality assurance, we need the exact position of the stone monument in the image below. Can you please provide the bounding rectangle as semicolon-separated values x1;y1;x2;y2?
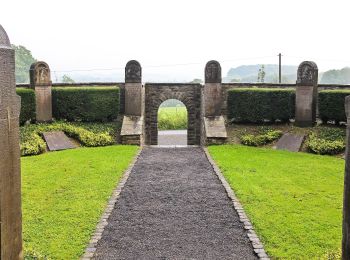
202;60;227;145
295;61;318;127
120;60;143;145
0;24;23;259
30;61;52;122
343;95;350;258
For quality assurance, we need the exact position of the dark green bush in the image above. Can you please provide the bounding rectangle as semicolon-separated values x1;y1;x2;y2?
318;90;350;123
227;88;295;123
240;129;283;147
52;87;119;122
306;127;346;155
16;88;36;124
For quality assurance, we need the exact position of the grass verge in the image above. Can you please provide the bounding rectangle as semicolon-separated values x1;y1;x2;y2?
22;145;138;259
158;107;187;130
208;145;344;259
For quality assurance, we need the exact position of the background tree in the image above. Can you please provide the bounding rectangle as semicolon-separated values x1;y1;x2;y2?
12;44;37;83
189;78;203;84
61;74;75;83
257;65;266;83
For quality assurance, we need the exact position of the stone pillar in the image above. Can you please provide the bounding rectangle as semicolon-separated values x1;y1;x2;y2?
295;61;318;127
202;60;227;145
0;24;23;259
30;61;52;122
120;60;143;145
343;95;350;258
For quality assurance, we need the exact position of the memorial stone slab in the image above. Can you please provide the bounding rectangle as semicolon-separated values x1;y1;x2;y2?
275;133;305;152
43;131;77;151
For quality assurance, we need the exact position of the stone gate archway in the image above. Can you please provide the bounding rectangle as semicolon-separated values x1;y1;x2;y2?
144;83;202;145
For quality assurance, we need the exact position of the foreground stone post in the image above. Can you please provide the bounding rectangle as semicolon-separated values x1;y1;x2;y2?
202;60;227;145
295;61;318;127
343;96;350;258
120;60;143;145
0;25;23;259
30;61;52;122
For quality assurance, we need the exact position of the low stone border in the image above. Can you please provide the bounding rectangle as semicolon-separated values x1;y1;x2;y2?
203;148;270;260
81;148;143;259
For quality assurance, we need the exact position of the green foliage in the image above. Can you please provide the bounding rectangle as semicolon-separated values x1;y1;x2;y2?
52;87;119;122
306;127;345;155
61;74;75;83
240;128;283;146
320;67;350;84
22;146;138;259
318;90;350;123
208;145;344;258
158;107;187;130
257;65;266;83
12;45;37;83
20;122;118;156
16;88;36;124
228;88;295;123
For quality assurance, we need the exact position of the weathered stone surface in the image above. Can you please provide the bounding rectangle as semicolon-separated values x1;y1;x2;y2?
0;24;23;260
204;83;222;116
125;82;142;116
43;131;77;151
275;133;305;152
343;95;350;259
125;60;141;83
295;61;318;127
144;83;202;145
204;116;227;138
120;116;143;145
30;61;52;122
205;60;221;83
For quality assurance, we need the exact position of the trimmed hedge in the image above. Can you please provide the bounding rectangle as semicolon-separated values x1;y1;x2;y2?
318;90;350;123
52;87;119;122
228;88;295;123
16;88;36;125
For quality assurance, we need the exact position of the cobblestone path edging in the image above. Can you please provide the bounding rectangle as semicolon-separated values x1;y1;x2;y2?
203;147;270;260
81;148;142;259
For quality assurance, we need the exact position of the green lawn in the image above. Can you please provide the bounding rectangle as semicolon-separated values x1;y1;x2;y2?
158;107;187;130
208;145;344;259
21;145;138;259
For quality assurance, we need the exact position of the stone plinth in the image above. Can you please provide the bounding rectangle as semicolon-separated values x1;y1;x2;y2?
275;133;305;152
125;82;142;116
295;61;318;127
30;61;52;122
343;95;350;259
203;116;227;145
120;116;143;145
204;83;222;116
0;24;23;260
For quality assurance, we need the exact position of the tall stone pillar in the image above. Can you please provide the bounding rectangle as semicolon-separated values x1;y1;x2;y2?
0;25;23;259
295;61;318;127
202;60;227;145
120;60;143;145
30;61;52;122
343;95;350;259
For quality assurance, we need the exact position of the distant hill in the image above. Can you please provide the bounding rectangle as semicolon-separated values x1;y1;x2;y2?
224;64;298;84
320;67;350;84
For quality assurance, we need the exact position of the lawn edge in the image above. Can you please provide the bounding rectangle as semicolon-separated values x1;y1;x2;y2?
80;147;142;259
203;147;270;260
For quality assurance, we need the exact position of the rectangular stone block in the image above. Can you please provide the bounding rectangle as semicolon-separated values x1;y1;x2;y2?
125;83;142;116
120;116;143;145
204;83;222;116
295;85;317;127
203;116;227;145
35;86;52;122
43;131;77;151
275;133;305;152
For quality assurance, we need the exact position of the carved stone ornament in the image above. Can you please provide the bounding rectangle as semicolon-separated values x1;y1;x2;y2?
30;61;51;87
296;61;318;86
125;60;142;83
205;60;221;83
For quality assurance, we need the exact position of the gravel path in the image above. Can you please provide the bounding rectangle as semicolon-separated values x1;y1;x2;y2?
94;147;257;259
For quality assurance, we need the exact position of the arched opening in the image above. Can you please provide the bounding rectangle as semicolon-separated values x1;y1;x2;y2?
157;99;188;146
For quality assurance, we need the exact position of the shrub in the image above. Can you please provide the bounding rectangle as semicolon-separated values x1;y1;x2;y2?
306;127;346;155
16;88;36;124
318;90;350;123
240;129;283;147
52;87;119;122
228;88;295;123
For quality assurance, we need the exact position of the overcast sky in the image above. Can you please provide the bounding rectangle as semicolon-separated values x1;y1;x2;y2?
1;0;350;81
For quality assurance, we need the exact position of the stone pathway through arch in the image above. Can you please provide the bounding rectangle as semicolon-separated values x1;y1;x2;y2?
93;147;257;259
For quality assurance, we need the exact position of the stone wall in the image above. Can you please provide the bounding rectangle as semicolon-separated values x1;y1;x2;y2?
144;83;202;145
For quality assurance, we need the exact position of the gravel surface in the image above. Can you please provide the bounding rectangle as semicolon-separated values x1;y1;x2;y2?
94;147;257;260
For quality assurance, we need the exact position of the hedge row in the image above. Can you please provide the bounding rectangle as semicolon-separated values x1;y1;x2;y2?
227;88;295;123
16;88;36;124
318;90;350;123
52;87;119;122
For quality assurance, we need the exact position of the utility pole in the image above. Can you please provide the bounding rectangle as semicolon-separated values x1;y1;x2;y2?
278;53;282;83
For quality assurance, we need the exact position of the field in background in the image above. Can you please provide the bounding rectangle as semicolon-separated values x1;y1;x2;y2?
22;146;138;259
209;145;344;259
158;107;187;130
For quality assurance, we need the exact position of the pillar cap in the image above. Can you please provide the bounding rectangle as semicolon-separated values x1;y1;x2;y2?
0;24;11;49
